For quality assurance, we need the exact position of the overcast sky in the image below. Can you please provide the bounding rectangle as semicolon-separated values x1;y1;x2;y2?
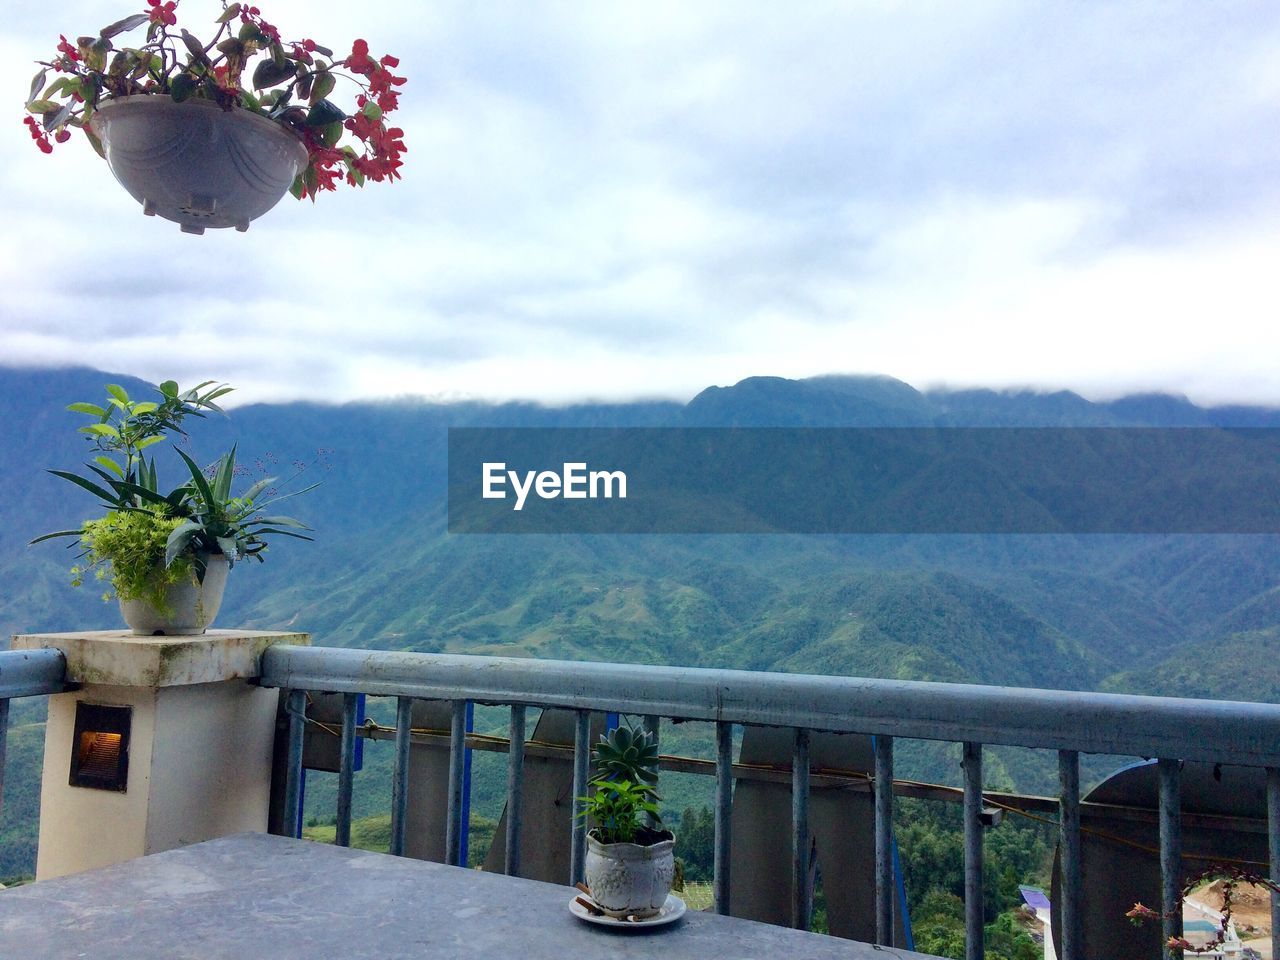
2;1;1278;407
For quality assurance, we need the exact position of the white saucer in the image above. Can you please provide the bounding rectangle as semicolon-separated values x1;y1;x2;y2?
569;892;687;929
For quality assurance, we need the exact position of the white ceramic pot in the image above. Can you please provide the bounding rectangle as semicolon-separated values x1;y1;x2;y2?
118;554;229;636
584;830;676;919
90;95;308;235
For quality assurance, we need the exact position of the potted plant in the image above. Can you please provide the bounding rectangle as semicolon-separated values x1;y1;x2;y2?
578;722;677;919
32;378;316;635
24;1;406;233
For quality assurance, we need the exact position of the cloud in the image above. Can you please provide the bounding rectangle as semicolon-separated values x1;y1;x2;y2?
2;1;1279;406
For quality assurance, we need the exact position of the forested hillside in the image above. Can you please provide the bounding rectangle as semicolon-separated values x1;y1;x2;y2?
2;366;1277;896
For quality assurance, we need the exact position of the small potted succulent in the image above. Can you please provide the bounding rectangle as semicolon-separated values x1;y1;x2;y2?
32;378;316;635
579;722;677;919
24;0;406;233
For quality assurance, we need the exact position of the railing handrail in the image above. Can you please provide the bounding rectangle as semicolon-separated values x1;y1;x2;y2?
0;647;68;699
259;644;1280;767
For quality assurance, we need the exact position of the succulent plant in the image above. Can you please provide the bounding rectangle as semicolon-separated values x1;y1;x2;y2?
592;722;659;786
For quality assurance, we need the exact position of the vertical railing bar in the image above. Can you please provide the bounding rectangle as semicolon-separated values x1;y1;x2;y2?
445;699;468;866
389;695;413;857
1268;767;1280;960
714;720;734;916
1159;758;1182;960
1058;749;1082;960
335;692;358;847
963;741;984;960
505;704;527;878
792;727;811;930
874;734;894;946
0;698;10;822
570;709;590;886
644;714;661;829
283;689;306;839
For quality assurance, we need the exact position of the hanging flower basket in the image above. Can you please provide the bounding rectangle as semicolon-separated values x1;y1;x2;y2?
24;1;407;234
91;95;307;234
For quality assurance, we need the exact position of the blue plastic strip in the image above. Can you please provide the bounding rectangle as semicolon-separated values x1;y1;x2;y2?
459;701;474;866
353;693;366;771
893;835;913;951
606;712;619;732
295;768;307;839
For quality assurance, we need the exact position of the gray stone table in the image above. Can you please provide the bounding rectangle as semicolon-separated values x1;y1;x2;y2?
0;832;935;959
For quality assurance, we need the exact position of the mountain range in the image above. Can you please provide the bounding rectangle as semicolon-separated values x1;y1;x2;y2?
1;365;1277;877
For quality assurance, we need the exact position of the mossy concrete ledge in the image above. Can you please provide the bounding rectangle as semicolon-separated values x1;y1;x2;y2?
10;629;310;687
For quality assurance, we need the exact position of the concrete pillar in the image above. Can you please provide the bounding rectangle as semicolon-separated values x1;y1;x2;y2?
11;629;308;881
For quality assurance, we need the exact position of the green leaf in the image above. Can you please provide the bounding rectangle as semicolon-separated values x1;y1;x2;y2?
309;71;335;106
105;383;129;403
216;3;242;24
289;174;306;200
239;477;273;502
165;520;203;568
66;401;107;416
29;529;86;545
41;104;72;132
179;30;211;65
304;98;345;126
28;70;48;106
237;22;267;44
321;120;343;148
94;456;124;478
48;469;118;505
251;516;310;529
253;480;321;507
214;447;236;502
42;77;73;99
27;99;60;114
83;423;120;438
175;447;216;508
361;101;383;122
135;435;164;450
100;13;149;39
79;73;101;107
170;73;196;102
84;125;106;159
252;58;296;90
159;380;178;397
246;528;313;541
312;44;333;58
131;401;159;415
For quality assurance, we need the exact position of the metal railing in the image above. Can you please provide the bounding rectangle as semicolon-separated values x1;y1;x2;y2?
259;644;1280;960
0;648;71;823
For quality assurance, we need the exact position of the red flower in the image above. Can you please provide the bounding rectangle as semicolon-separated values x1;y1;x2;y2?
146;0;178;28
211;64;238;93
238;5;279;42
24;116;53;154
56;34;81;63
291;39;317;63
346;39;375;75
